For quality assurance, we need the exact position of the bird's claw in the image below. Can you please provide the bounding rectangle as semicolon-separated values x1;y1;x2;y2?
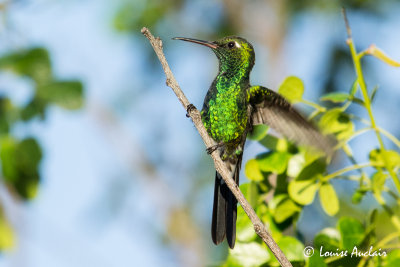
186;104;196;118
206;143;223;154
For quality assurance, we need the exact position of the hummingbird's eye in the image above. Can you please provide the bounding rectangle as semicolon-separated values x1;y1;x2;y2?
227;41;235;49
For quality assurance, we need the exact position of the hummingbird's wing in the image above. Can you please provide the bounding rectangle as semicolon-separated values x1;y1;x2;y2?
248;86;335;154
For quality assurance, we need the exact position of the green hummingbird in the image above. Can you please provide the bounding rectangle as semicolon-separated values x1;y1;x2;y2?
173;36;333;249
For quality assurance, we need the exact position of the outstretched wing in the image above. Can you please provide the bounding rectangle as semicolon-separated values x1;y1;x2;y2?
248;86;335;154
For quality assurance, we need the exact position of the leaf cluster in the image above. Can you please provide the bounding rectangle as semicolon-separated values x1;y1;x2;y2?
0;47;84;251
222;38;400;266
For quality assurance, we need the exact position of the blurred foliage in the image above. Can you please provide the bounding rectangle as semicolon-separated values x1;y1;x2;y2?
1;137;41;199
113;0;238;40
113;0;184;32
113;0;400;265
0;205;14;250
287;0;385;14
0;47;84;250
220;27;400;266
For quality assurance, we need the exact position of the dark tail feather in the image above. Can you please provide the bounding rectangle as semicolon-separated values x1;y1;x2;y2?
211;171;227;245
211;162;240;248
226;168;238;249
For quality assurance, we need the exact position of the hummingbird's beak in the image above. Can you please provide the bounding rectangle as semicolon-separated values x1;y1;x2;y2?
172;37;218;49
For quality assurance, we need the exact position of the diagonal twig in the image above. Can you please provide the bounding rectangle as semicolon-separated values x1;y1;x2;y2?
141;27;292;267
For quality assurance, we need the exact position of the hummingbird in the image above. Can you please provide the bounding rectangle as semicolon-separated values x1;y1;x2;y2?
173;36;333;249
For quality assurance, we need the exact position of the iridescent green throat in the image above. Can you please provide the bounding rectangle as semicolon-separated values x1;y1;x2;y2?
201;37;255;149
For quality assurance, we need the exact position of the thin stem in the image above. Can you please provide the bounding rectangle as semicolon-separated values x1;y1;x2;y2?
357;231;400;267
349;114;371;126
381;244;400;250
323;162;372;181
348;43;384;147
345;127;371;144
340;100;352;112
300;99;326;112
357;235;400;267
377;126;400;149
357;50;368;60
308;109;322;120
342;144;369;187
373;194;400;231
377;231;400;248
342;9;400;194
383;187;400;202
343;8;383;146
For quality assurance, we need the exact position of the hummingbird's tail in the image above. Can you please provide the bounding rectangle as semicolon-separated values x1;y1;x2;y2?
211;157;241;249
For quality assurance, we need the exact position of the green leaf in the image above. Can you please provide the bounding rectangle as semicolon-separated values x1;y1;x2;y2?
16;138;42;174
382;150;400;169
320;92;350;103
371;170;388;203
371;171;387;195
0;137;18;182
37;80;84;110
259;134;288;152
351;97;365;106
288;178;319;205
240;182;259;208
20;98;47;121
314;228;341;252
318;108;354;140
386;249;400;267
352;188;367;204
296;159;326;181
256;151;291;174
226;242;270;267
303;149;325;166
248;125;269;141
277;236;305;262
257;206;283;242
278;76;304;103
0;47;52;84
235;206;257;243
368;209;378;226
370;149;400;169
287;153;306;177
338;217;365;251
307;253;327;267
349;79;359;96
367;45;400;67
319;182;339;216
14;138;41;199
370;86;379;102
369;149;384;167
0;209;14;250
269;194;301;223
244;159;264;182
0;137;42;200
0;97;16;134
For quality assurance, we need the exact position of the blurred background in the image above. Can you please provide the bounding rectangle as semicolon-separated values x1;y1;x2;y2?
0;0;399;266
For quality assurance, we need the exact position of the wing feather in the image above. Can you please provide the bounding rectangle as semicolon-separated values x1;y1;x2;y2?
248;86;335;154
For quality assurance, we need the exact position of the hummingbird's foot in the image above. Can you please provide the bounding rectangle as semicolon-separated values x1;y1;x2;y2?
206;143;224;154
186;104;196;118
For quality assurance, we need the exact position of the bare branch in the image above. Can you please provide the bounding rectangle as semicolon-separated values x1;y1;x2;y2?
141;27;293;267
342;7;352;39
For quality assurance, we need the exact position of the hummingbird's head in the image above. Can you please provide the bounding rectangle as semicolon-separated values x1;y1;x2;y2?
173;36;255;76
